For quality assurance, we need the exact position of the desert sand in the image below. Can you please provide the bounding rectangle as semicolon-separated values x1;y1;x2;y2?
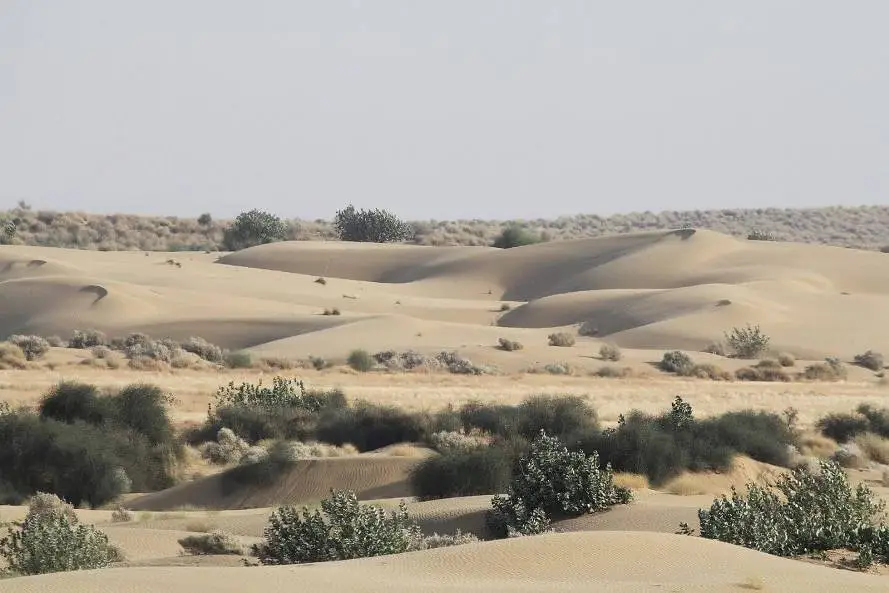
3;228;889;590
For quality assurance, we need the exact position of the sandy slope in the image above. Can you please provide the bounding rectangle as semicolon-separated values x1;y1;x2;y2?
4;531;888;593
1;229;889;363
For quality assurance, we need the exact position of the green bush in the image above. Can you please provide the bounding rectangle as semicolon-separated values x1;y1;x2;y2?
0;495;123;576
214;377;342;411
487;431;631;538
724;324;770;359
333;204;414;243
696;460;889;560
223;351;253;369
410;447;513;500
659;351;694;374
222;209;289;251
515;394;598;442
39;382;110;425
316;402;431;452
110;383;175;446
817;413;870;443
579;397;793;486
8;335;50;361
253;490;422;564
492;225;542;249
347;349;374;372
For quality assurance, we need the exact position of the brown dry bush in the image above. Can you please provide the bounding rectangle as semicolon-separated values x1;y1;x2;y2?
497;338;523;352
0;342;28;369
547;332;575;347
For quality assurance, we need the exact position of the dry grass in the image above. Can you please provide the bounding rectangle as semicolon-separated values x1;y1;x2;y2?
7;204;889;250
613;473;650;491
797;433;838;458
660;474;710;496
0;342;28;370
854;433;889;465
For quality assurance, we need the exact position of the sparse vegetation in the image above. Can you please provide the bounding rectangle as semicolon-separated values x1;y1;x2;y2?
497;337;523;351
547;332;575;347
801;358;847;381
777;352;796;367
178;530;244;556
599;343;622;361
659;351;694;374
68;329;107;349
7;335;50;361
854;350;885;371
491;225;542;249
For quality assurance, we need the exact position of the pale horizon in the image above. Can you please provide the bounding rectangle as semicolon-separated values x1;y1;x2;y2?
2;1;888;221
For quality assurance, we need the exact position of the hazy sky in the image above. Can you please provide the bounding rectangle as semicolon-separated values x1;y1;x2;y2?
2;1;887;221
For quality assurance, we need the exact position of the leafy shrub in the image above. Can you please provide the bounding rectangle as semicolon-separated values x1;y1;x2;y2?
333;204;414;243
515;394;599;441
854;350;885;371
111;506;135;523
316;402;431;452
253;490;422;564
68;329;107;349
39;381;110;425
411;447;513;500
855;433;889;465
111;383;176;446
724;324;770;359
547;332;575;347
543;363;571;375
347;349;374;372
487;431;631;538
856;404;889;438
599;343;621;361
659;351;694;374
223;351;253;368
817;413;870;443
214;377;342;412
0;494;123;576
580;397;793;486
8;335;50;361
178;530;244;555
222;209;289;251
696;460;889;560
497;338;523;352
180;337;224;363
492;225;542;249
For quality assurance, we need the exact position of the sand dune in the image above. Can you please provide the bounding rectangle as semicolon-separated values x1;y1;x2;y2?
2;229;889;361
126;456;418;511
4;531;887;593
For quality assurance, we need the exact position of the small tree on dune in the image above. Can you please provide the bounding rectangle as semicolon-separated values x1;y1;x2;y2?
222;209;289;251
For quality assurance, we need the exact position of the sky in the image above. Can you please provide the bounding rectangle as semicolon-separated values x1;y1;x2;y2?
1;1;888;221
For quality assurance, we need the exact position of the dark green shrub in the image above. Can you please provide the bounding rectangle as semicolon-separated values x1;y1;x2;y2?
223;351;253;368
198;404;319;444
39;382;110;425
0;497;123;576
492;225;542;249
696;460;889;560
817;412;869;443
659;351;694;374
857;404;889;438
254;490;422;564
110;383;175;446
178;530;243;555
347;349;374;372
515;394;598;441
333;204;414;243
487;431;631;538
410;448;513;500
222;209;289;251
458;401;520;438
316;402;431;452
214;377;343;412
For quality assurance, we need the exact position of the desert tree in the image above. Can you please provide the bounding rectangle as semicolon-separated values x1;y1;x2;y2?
222;209;289;251
333;204;414;243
